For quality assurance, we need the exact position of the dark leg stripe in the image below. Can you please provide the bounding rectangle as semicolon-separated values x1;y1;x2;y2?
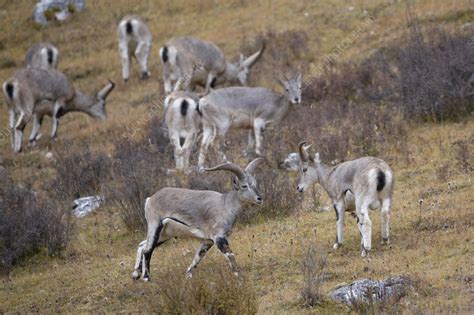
165;217;190;227
216;237;230;253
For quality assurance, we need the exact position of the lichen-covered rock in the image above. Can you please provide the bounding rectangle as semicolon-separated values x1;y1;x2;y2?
33;0;85;25
72;195;103;218
330;276;412;306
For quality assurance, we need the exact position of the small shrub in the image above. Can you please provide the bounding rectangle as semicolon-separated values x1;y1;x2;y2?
301;245;327;307
392;6;474;121
0;59;16;70
49;142;112;200
149;258;257;314
43;6;61;21
67;3;76;13
240;163;304;223
240;29;310;85
435;163;450;182
106;133;174;230
0;169;72;275
453;139;472;173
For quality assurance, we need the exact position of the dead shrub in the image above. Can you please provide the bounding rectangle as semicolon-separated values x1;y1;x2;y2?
301;245;328;307
0;168;72;275
453;139;472;173
391;8;474;121
106;138;172;231
240;162;304;223
435;163;450;182
49;141;112;199
147;257;257;314
240;29;311;85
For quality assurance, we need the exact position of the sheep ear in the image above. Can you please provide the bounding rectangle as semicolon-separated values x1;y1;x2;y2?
294;71;302;82
314;153;321;163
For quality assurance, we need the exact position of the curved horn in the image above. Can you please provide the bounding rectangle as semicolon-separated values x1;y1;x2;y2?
98;80;115;100
243;42;265;68
245;158;264;176
205;162;245;180
298;141;312;162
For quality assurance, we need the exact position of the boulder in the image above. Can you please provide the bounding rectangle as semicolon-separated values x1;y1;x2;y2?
33;0;85;25
330;276;412;306
72;195;103;218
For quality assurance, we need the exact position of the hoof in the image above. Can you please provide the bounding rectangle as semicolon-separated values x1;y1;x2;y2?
142;276;150;282
132;270;140;280
123;78;129;83
361;248;370;258
185;272;193;280
333;243;341;250
141;72;150;80
381;238;390;245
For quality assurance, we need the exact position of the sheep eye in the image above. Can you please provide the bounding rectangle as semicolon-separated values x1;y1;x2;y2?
241;185;248;189
303;168;308;173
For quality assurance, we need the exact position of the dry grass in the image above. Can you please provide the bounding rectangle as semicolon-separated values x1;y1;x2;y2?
0;0;473;313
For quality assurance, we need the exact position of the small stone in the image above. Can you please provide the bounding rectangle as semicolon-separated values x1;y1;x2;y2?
330;276;412;306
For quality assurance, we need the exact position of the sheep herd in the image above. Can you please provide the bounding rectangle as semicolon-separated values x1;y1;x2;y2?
1;13;394;282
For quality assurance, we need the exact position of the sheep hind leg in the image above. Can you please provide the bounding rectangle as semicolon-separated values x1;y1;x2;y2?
141;220;164;281
28;114;43;147
381;198;391;245
333;201;345;249
197;126;214;169
132;240;147;280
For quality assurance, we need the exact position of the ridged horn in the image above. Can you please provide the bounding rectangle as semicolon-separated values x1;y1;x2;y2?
205;162;245;180
244;158;264;176
298;141;312;162
98;80;115;100
242;42;265;68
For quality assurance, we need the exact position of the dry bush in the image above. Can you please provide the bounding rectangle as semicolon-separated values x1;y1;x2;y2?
301;245;327;307
146;257;257;314
391;8;474;121
49;141;112;199
435;163;450;182
238;161;305;223
106;138;171;230
0;168;72;275
105;118;181;230
453;139;472;173
240;29;311;85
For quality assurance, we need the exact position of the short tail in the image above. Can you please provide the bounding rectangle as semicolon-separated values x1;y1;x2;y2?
161;46;169;63
180;99;189;116
125;20;133;34
47;48;54;65
376;170;386;192
3;82;14;100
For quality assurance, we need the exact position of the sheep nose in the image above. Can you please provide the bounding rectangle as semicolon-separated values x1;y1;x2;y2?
256;196;262;203
294;98;300;103
297;186;303;193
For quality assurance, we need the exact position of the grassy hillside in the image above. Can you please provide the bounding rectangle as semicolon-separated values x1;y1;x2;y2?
0;0;473;313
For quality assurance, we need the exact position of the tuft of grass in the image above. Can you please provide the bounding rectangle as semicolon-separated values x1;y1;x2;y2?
149;259;258;314
301;245;327;308
0;59;16;69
